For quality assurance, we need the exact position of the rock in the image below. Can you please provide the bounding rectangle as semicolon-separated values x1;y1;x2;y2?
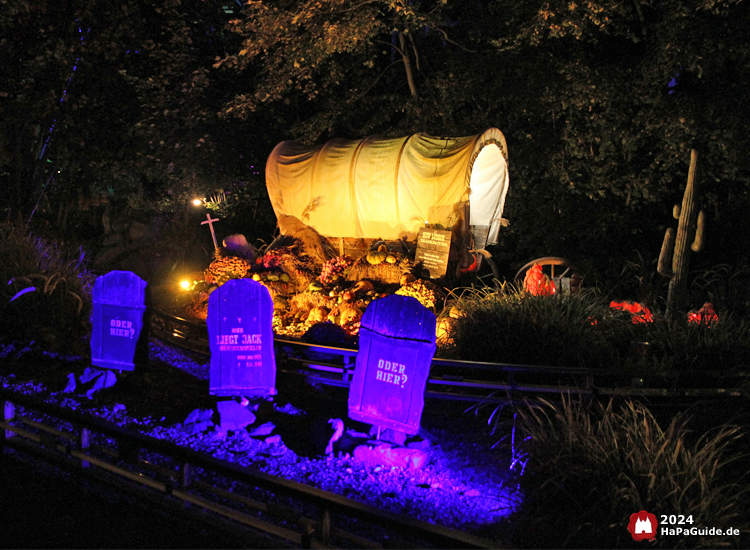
247;421;276;437
217;400;257;434
265;434;283;445
353;442;429;470
113;403;126;414
181;408;215;435
63;373;76;393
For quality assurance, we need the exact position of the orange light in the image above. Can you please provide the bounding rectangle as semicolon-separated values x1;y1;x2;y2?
180;280;191;291
191;198;202;206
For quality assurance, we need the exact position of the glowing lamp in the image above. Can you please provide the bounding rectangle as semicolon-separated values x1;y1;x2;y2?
180;280;191;291
191;198;203;206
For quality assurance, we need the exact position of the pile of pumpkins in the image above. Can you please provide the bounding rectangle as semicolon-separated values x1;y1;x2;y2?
365;245;398;265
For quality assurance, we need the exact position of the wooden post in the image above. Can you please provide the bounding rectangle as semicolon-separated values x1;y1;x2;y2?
80;427;90;468
318;508;331;544
182;463;192;509
3;401;15;442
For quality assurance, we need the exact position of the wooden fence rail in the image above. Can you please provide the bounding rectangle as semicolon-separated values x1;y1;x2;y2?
150;308;750;402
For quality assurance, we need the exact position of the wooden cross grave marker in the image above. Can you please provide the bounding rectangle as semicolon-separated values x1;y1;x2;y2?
201;213;220;250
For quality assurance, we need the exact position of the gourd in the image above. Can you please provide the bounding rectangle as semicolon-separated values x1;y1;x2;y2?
366;245;388;265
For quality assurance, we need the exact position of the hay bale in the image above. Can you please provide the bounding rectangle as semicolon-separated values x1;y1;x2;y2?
290;291;337;312
277;254;317;294
345;255;413;285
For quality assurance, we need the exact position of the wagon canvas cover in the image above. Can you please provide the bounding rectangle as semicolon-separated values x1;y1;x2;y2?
265;128;509;245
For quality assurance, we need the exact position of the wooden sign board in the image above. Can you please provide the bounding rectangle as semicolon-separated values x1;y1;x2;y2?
415;228;452;278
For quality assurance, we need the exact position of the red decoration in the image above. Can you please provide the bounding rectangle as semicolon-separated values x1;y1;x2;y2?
688;302;719;325
460;253;478;274
610;300;654;323
523;264;556;296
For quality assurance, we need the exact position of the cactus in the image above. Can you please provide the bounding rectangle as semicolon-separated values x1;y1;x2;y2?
657;149;706;318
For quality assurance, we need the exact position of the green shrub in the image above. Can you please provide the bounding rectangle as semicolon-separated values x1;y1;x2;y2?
500;396;749;548
0;220;94;354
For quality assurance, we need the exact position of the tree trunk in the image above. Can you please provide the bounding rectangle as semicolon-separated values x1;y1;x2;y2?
398;31;418;98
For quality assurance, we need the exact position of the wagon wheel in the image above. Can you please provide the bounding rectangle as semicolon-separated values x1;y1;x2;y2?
514;257;581;291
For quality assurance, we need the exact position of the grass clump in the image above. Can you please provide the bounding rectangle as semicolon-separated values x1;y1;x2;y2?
442;284;631;369
0;220;94;355
627;316;750;372
499;396;749;548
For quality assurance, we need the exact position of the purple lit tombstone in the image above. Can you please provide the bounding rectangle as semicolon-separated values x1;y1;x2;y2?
90;270;147;372
207;279;276;397
348;295;436;435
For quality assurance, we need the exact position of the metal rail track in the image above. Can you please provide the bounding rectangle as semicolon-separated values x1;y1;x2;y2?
150;308;750;402
1;387;500;549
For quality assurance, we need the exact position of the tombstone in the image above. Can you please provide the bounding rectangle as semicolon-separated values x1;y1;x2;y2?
348;295;436;435
207;279;276;397
90;270;148;372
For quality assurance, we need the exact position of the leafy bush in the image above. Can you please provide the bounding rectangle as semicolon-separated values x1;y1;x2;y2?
0;220;94;354
499;396;749;548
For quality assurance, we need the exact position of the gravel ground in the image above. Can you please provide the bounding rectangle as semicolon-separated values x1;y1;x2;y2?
0;340;520;543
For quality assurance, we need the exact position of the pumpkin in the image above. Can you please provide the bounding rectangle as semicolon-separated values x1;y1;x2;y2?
385;254;397;264
307;306;328;323
339;307;362;327
366;244;388;265
399;273;417;286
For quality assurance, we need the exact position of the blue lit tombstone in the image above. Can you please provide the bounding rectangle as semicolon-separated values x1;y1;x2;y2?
90;270;148;372
348;295;436;435
207;279;276;397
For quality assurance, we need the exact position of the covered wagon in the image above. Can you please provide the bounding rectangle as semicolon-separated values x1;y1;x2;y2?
265;128;510;277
